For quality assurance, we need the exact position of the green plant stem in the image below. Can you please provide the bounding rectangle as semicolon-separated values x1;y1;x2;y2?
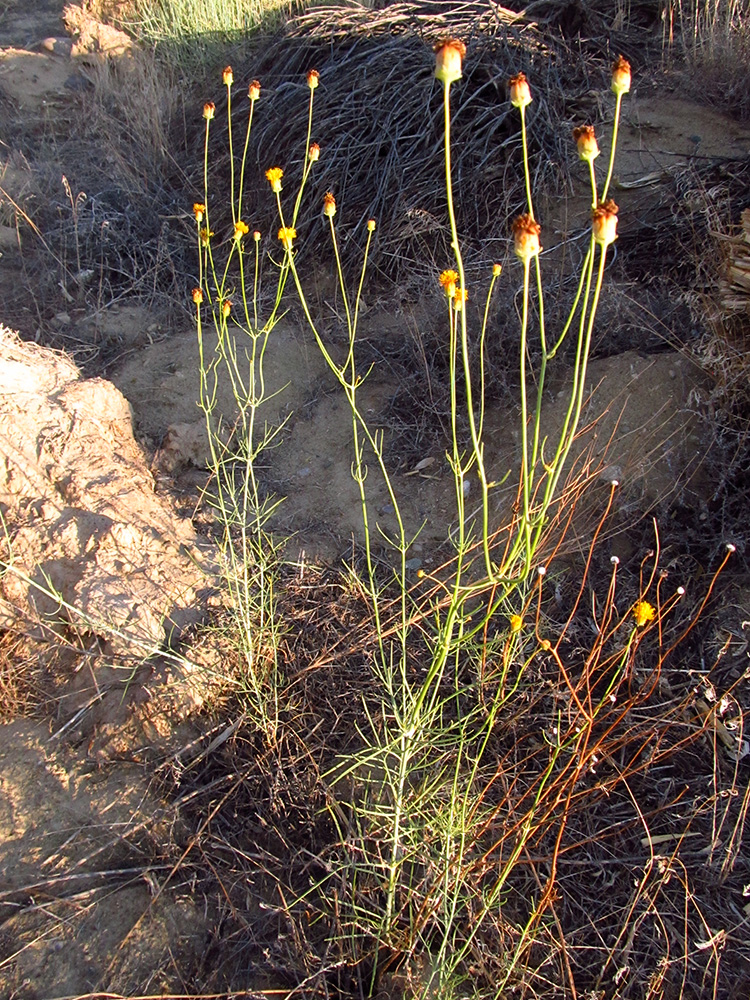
226;82;235;226
237;99;256;222
601;92;623;203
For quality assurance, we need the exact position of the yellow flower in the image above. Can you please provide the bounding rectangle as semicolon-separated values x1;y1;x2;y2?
509;614;523;633
265;167;283;193
439;269;458;298
223;65;233;87
199;227;214;246
434;38;466;86
611;55;632;97
278;226;297;250
248;79;261;101
323;192;336;219
307;69;319;90
203;101;215;120
573;125;599;163
592;199;618;247
192;287;203;305
221;300;232;318
367;219;376;232
234;220;249;240
193;202;205;223
512;213;541;261
454;286;468;310
508;72;532;109
308;143;320;162
633;600;656;627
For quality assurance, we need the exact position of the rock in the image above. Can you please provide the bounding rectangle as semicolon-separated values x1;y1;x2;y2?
0;324;216;657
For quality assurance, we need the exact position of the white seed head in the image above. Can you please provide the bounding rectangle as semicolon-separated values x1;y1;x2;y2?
610;555;620;565
538;565;547;576
727;543;736;553
611;479;619;487
677;586;685;595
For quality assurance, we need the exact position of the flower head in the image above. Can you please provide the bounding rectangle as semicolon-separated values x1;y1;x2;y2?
323;191;336;219
193;202;206;223
309;143;320;162
221;300;232;318
234;220;249;240
248;79;261;101
199;227;214;246
367;219;376;232
265;167;283;193
592;199;618;247
573;124;600;163
611;55;631;96
492;262;502;277
253;230;261;242
633;600;656;627
223;65;233;87
307;69;319;90
454;286;468;310
434;38;466;86
192;287;203;305
439;269;459;298
512;213;542;261
509;614;524;633
278;226;297;250
203;101;215;120
508;72;532;109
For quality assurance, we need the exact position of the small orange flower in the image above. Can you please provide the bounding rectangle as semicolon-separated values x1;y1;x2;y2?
199;227;214;246
592;199;618;247
248;79;261;101
221;300;232;318
633;600;656;627
278;226;297;249
192;287;203;305
234;220;249;240
193;202;206;223
611;55;631;96
512;214;541;261
492;263;502;277
322;192;336;218
573;125;600;163
253;230;261;242
439;269;458;298
307;69;319;90
454;286;468;310
223;65;233;87
509;614;523;633
434;38;466;86
203;101;215;120
308;143;320;162
265;167;283;193
509;72;532;109
367;219;376;232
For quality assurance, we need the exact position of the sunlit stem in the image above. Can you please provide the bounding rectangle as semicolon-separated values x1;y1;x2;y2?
226;82;236;226
292;88;316;226
520;104;535;219
519;255;533;568
601;92;624;203
237;100;256;222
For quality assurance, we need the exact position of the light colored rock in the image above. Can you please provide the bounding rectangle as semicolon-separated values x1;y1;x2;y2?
0;324;216;656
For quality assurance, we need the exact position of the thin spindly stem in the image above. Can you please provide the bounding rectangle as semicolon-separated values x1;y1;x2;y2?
601;92;623;203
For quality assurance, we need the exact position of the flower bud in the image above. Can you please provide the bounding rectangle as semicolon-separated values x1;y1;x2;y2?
454;287;468;310
203;101;215;120
573;125;599;163
367;219;376;232
591;199;618;247
323;192;336;219
308;143;320;162
192;287;203;305
193;203;205;224
253;230;261;242
508;72;532;109
512;213;541;261
509;614;523;633
248;79;261;101
434;38;466;86
265;167;283;193
307;69;319;90
492;263;502;277
611;55;631;96
223;65;233;87
222;300;232;318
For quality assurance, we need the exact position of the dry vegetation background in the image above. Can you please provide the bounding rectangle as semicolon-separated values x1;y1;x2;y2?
1;1;750;998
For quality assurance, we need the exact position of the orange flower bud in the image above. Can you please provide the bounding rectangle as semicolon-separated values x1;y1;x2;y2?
278;226;297;250
234;220;249;240
454;287;468;310
573;125;599;163
323;192;336;219
367;219;376;232
591;199;618;247
438;269;458;298
192;287;203;305
193;202;205;223
223;65;233;87
222;300;232;318
308;143;320;162
307;69;319;90
265;167;283;193
492;263;502;277
512;214;542;261
508;72;532;109
248;79;261;101
253;230;261;242
434;38;466;86
203;101;215;120
611;55;631;96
